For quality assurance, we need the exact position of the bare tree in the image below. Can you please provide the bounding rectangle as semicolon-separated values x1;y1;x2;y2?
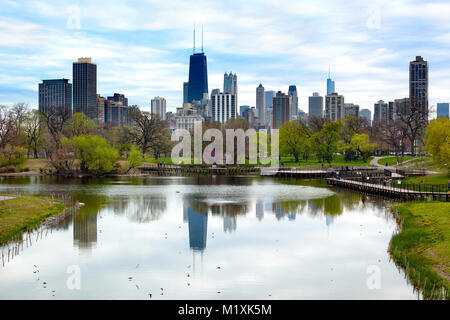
129;109;172;158
397;98;429;155
23;110;44;158
372;119;407;163
40;106;72;146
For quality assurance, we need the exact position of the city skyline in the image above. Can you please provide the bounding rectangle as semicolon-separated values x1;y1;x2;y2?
1;1;450;117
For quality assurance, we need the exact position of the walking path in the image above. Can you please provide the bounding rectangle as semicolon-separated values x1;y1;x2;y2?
0;196;15;202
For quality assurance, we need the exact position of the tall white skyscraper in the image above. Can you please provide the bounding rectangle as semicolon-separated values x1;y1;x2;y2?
211;91;237;123
288;85;298;120
256;84;265;125
151;96;167;120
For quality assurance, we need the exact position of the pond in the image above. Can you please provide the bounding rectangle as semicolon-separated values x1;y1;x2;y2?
0;175;419;299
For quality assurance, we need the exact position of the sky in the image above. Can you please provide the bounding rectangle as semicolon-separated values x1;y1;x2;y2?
0;0;449;116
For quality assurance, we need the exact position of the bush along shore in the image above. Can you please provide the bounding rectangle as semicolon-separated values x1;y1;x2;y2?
0;195;66;244
389;201;450;300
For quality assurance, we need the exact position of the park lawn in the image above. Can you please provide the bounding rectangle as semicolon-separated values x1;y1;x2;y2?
143;155;373;167
403;172;449;185
377;156;415;166
279;155;373;167
0;195;66;244
390;201;450;299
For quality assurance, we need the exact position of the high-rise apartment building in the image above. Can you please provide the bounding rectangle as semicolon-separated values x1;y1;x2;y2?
211;91;236;123
73;57;97;121
272;91;291;129
288;85;298;121
344;103;359;118
359;109;371;124
107;93;128;106
373;100;388;123
151;96;167;120
394;98;411;120
308;92;323;118
324;93;344;121
409;56;428;115
38;79;72;117
256;84;265;125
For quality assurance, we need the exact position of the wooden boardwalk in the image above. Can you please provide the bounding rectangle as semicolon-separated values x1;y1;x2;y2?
326;178;449;201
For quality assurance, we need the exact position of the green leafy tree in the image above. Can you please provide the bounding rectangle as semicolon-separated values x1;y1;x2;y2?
126;145;144;172
311;121;342;163
350;133;377;162
63;112;97;138
280;121;311;162
424;117;450;166
71;134;118;174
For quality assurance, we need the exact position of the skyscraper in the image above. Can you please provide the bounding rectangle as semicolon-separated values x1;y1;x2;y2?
265;90;275;110
107;93;128;106
211;91;236;123
73;58;97;121
325;93;344;121
409;56;428;115
288;85;298;120
38;79;72;117
224;72;237;109
151;96;167;120
344;103;359;118
326;69;335;95
183;82;189;104
437;103;449;118
239;105;250;116
223;72;237;94
359;109;371;124
272;91;290;129
394;98;410;120
256;84;265;125
308;92;323;118
374;100;388;123
187;29;208;104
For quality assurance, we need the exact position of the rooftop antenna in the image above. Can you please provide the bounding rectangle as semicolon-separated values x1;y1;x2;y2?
193;24;196;54
328;65;331;79
201;25;204;53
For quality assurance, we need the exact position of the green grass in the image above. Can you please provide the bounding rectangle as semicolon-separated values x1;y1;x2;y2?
143;155;373;167
377;156;415;166
0;195;66;244
279;155;373;167
390;201;450;299
403;172;449;185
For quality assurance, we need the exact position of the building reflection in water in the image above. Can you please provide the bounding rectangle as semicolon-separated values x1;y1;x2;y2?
187;206;208;252
73;212;97;251
256;200;264;221
112;195;167;223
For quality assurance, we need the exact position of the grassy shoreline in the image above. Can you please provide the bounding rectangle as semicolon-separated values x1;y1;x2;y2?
390;201;450;299
0;195;66;244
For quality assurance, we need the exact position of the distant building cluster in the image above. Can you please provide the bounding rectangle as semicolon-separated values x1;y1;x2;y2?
39;57;134;127
39;35;444;135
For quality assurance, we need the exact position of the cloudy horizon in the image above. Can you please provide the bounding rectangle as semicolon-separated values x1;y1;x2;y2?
1;0;449;116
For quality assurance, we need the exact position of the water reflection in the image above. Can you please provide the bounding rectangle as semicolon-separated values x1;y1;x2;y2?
0;175;415;299
73;212;97;251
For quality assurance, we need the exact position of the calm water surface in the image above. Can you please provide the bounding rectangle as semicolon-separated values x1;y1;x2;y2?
0;175;419;299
